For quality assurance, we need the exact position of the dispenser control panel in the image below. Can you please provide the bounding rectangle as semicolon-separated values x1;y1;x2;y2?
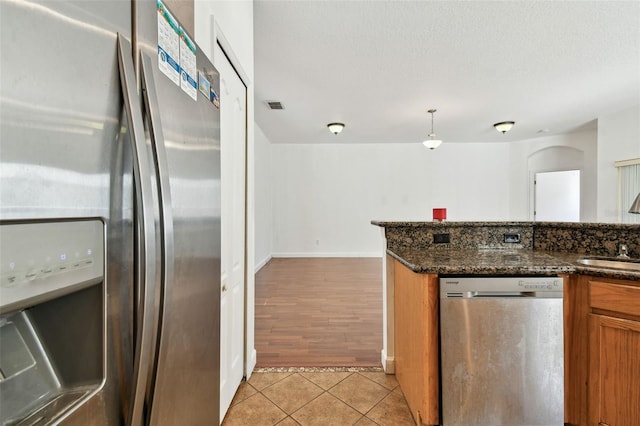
0;220;104;313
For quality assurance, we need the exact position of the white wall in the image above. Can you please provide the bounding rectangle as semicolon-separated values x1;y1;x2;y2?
270;142;511;257
507;129;598;222
254;124;273;270
256;113;639;258
596;105;640;222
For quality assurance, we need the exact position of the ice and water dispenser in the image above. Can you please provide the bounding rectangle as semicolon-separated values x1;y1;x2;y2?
0;220;105;425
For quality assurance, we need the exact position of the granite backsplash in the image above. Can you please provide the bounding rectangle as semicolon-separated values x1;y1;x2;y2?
372;221;640;258
533;222;640;256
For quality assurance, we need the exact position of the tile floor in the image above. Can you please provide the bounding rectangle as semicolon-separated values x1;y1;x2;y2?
221;369;415;426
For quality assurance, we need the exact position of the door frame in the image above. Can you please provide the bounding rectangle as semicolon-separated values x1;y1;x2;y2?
210;17;256;379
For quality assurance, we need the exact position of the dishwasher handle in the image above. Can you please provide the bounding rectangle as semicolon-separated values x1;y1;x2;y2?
473;291;537;297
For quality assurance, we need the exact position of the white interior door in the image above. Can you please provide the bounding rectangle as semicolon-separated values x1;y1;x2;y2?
534;170;581;222
217;42;247;421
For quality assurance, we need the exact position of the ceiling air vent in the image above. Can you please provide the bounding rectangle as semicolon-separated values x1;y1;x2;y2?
266;101;284;110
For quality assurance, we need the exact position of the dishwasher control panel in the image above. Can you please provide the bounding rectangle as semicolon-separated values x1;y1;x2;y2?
517;278;562;290
440;276;563;299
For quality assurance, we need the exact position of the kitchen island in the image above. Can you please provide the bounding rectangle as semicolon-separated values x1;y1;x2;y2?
372;221;640;426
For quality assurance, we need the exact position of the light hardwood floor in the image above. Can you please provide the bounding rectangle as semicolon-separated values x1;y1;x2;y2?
254;258;383;367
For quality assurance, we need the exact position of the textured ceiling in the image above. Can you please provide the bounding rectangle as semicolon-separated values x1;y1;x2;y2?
253;1;640;144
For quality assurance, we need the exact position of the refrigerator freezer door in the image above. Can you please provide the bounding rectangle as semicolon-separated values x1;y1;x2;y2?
136;1;222;424
0;0;129;221
0;1;136;425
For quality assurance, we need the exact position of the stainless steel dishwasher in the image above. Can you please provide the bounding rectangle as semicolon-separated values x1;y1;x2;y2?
440;276;564;426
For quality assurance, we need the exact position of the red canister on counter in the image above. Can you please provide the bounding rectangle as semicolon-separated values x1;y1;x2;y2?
433;208;447;221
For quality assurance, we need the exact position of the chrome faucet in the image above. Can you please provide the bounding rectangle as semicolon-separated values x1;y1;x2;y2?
617;244;630;259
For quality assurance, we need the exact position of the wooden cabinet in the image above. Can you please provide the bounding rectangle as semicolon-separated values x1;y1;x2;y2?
588;277;640;426
557;275;640;426
393;259;439;426
564;274;590;426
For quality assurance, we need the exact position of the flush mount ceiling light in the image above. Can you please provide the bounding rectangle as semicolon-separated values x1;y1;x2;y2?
327;122;345;135
494;121;515;134
422;109;443;150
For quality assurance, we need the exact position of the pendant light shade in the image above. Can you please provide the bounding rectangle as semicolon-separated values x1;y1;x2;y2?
494;121;515;134
422;136;442;150
629;192;640;214
327;122;345;135
423;109;442;150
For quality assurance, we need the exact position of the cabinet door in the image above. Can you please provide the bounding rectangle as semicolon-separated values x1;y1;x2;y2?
393;261;439;425
565;274;590;426
588;314;640;426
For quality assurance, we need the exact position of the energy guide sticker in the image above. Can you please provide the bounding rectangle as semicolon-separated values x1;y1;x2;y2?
157;0;180;86
180;30;197;101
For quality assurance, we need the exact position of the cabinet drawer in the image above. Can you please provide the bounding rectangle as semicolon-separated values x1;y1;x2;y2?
589;280;640;317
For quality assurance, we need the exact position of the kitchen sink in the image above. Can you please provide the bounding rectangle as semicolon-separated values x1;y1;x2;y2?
578;256;640;271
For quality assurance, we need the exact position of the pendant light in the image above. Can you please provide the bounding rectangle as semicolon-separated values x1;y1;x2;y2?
629;192;640;214
423;109;442;150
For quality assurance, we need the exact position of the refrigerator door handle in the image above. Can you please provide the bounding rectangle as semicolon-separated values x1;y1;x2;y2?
116;34;157;426
139;51;176;422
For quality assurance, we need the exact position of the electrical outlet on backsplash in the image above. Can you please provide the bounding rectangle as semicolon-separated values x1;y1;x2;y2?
504;233;521;244
433;233;450;244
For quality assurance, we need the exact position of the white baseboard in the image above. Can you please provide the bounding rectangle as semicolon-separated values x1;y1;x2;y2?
381;349;395;374
271;252;382;258
254;255;272;273
245;348;257;380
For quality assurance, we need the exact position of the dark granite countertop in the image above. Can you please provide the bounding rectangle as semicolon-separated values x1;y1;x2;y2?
374;220;640;281
387;247;640;281
371;220;637;230
372;221;533;227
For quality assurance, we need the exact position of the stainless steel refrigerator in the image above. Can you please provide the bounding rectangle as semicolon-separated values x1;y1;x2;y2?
0;0;221;424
